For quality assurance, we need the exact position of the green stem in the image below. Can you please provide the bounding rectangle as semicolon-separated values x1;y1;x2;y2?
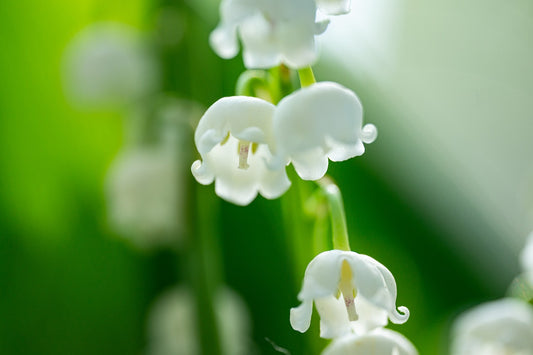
316;176;351;251
235;70;270;99
297;66;316;88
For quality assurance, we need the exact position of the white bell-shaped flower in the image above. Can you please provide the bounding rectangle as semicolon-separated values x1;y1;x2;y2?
322;328;418;355
451;298;533;355
191;96;290;206
272;81;377;180
520;232;533;287
210;0;326;69
106;147;183;248
290;250;409;339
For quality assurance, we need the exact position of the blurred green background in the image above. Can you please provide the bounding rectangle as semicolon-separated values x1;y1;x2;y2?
0;0;531;354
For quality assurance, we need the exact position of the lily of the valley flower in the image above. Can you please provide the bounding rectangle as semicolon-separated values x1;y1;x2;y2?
322;328;418;355
290;250;409;339
272;81;377;180
210;0;320;69
210;0;353;69
451;298;533;355
191;96;290;206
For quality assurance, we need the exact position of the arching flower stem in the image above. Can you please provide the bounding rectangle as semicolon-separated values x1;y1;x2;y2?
316;176;351;251
236;70;271;99
297;66;317;88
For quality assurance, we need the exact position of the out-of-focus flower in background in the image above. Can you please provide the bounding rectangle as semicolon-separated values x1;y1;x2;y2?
105;145;183;249
450;298;533;355
63;22;159;111
147;286;252;355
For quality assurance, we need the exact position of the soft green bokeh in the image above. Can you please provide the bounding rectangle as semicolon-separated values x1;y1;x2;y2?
0;0;529;354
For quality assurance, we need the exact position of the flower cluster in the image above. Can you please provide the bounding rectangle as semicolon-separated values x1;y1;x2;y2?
193;1;417;354
210;0;352;69
192;0;378;206
191;81;377;205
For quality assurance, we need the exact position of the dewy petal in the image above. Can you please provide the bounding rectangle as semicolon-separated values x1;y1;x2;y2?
273;82;375;181
192;96;290;205
322;328;419;355
316;0;352;16
290;300;314;333
451;298;533;354
314;295;352;338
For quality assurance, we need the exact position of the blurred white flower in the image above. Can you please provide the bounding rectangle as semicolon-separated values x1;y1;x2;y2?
106;146;183;248
290;250;409;339
322;328;418;355
191;96;290;206
316;0;351;16
520;232;533;286
63;22;158;110
210;0;325;69
147;286;252;355
272;81;377;180
451;298;533;355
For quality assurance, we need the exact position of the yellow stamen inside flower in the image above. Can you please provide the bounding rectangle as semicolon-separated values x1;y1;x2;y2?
339;260;358;321
238;140;251;169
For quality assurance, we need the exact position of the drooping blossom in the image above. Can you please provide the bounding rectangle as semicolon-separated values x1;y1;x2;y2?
290;250;409;339
272;81;377;180
147;286;252;355
191;96;290;206
210;0;353;69
322;328;418;355
450;298;533;355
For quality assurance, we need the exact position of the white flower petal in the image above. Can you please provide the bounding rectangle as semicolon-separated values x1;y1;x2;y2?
291;147;329;181
192;97;290;205
451;298;533;355
292;250;409;338
316;0;352;16
349;254;409;324
290;300;313;333
322;328;418;355
191;160;214;185
195;96;275;148
315;296;352;338
351;295;389;335
297;250;346;300
211;0;320;69
274;82;375;180
209;25;239;59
